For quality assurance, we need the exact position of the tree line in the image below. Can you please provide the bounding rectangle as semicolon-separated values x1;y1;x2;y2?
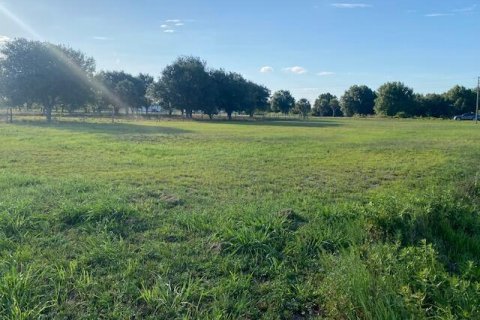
0;38;477;121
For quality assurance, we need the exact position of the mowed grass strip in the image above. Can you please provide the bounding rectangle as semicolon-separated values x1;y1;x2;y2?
0;117;479;319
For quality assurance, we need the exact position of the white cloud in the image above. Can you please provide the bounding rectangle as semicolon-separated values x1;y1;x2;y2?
331;3;372;9
284;66;307;74
161;24;169;28
93;36;110;40
260;66;274;73
175;22;184;26
0;35;10;44
317;71;335;76
166;19;181;23
425;13;453;17
164;29;175;33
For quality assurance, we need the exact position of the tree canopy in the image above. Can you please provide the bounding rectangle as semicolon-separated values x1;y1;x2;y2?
270;90;295;115
0;38;477;121
340;85;376;116
294;98;312;119
0;38;96;121
374;82;416;116
313;93;342;117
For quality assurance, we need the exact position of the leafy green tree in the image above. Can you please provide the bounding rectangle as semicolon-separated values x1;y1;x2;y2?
0;38;95;121
445;85;476;115
313;93;342;117
114;80;137;114
210;69;247;120
95;71;148;115
294;98;311;119
415;93;452;117
137;73;154;113
270;90;295;115
340;85;376;116
157;56;211;118
146;80;175;115
374;82;415;116
242;82;270;117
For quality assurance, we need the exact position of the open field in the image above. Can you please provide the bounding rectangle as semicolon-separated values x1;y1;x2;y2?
0;117;479;319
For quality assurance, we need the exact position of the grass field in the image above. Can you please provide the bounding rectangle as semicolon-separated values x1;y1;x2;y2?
0;117;479;319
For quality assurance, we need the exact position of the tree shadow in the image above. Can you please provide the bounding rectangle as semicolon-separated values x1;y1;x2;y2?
13;120;191;135
199;118;343;128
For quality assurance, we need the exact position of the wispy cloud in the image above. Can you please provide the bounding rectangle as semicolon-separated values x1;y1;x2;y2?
425;13;454;17
0;35;10;44
260;66;274;73
425;4;476;17
93;36;110;41
331;3;372;9
284;66;307;74
317;71;335;76
453;4;477;13
162;19;189;34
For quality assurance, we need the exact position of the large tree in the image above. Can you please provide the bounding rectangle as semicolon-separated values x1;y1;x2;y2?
0;38;96;121
340;85;376;116
374;82;415;116
157;56;211;118
210;69;247;120
270;90;295;115
415;93;452;118
242;81;270;117
445;85;476;115
294;98;311;119
95;71;149;115
312;93;342;117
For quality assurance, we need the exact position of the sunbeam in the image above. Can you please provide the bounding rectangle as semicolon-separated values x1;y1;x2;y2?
0;3;129;113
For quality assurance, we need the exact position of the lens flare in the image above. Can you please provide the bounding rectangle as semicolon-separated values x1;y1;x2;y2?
0;3;129;112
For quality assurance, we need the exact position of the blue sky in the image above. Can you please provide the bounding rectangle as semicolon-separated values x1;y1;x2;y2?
0;0;479;100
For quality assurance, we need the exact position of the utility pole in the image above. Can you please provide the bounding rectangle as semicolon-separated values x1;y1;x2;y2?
476;76;479;124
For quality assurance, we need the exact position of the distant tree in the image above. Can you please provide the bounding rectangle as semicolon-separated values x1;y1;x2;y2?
374;82;415;116
137;73;154;113
210;69;247;120
340;85;376;116
294;98;311;119
270;90;295;115
0;38;96;121
445;85;476;115
313;93;342;117
147;80;175;115
415;93;452;117
95;71;147;115
242;82;270;117
157;56;211;118
114;80;137;114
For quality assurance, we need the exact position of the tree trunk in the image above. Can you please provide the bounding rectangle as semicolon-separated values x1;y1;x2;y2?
227;112;232;120
45;106;52;122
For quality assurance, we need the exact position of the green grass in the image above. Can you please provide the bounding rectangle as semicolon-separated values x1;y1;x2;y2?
0;117;479;319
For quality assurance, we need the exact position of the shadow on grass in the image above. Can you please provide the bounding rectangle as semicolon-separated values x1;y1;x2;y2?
13;120;191;135
196;118;343;128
